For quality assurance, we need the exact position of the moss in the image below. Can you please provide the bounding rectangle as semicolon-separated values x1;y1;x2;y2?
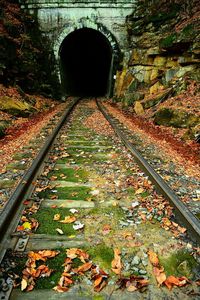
154;108;200;128
0;96;34;116
13;152;33;160
35;251;66;289
88;244;114;270
0;180;15;189
126;187;135;196
93;296;105;300
159;33;177;49
38;186;92;200
0;120;10;137
33;207;77;236
89;206;125;219
48;168;88;182
140;191;149;198
159;250;198;279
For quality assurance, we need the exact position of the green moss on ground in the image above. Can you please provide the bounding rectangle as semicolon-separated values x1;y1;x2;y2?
38;186;92;200
88;244;114;270
33;207;77;236
48;168;88;182
35;251;66;289
159;250;198;278
89;206;125;219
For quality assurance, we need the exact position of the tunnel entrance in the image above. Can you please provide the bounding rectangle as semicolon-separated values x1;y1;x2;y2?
60;28;112;97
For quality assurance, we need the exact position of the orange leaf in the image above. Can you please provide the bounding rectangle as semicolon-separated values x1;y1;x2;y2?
94;275;103;288
153;267;166;286
164;275;189;290
53;285;69;293
77;262;93;273
111;248;122;275
66;248;78;259
147;250;159;267
59;216;76;224
94;279;108;292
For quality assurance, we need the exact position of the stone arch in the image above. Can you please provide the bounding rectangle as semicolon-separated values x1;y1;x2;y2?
53;18;120;61
53;18;121;97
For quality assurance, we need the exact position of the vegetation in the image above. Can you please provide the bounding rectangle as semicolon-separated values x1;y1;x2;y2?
0;0;60;98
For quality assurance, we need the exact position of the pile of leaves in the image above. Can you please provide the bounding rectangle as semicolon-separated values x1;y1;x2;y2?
53;248;109;293
148;249;190;290
125;174;187;238
105;102;200;167
20;250;60;291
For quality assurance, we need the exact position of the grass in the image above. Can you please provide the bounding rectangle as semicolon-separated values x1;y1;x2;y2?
159;250;197;279
32;207;77;235
88;244;114;270
89;206;125;219
38;186;92;200
48;167;88;182
35;250;66;289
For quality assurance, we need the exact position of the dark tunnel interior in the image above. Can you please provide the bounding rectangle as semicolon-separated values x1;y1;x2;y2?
60;28;112;97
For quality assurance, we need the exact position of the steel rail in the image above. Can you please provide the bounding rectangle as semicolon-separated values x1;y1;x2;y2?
97;99;200;244
0;97;80;262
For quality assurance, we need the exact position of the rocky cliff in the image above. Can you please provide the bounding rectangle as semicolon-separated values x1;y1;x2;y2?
114;0;200;141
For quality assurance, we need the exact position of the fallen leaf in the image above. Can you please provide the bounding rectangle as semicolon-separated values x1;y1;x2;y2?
53;285;69;292
126;283;137;292
51;205;57;209
73;221;84;230
102;224;111;235
22;222;32;230
164;275;189;290
69;209;78;214
53;214;60;221
147;250;159;267
153;267;167;286
21;278;28;291
60;216;76;224
94;275;103;288
56;228;64;235
135;188;144;195
111;248;122;275
77;262;93;273
66;248;78;259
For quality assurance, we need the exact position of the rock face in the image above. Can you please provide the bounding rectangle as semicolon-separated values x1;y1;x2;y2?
114;1;200;136
0;120;10;137
0;0;61;99
0;96;35;117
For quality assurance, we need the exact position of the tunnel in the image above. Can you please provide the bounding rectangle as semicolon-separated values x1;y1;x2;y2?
59;28;113;97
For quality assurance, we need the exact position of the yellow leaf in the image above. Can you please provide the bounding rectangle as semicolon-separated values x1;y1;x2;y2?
21;278;28;291
147;250;159;267
56;228;64;235
53;214;60;221
59;216;76;224
135;188;144;195
23;222;32;230
111;248;122;275
66;248;78;259
127;284;137;292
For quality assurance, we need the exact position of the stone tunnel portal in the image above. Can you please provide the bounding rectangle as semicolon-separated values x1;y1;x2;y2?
60;28;113;97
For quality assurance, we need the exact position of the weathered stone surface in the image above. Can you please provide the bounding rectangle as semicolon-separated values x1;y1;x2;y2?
154;108;200;128
0;120;10;137
134;101;145;115
0;96;34;116
142;89;171;109
149;81;164;94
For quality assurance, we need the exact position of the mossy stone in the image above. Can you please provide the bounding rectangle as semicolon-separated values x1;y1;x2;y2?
0;120;10;137
154;108;200;128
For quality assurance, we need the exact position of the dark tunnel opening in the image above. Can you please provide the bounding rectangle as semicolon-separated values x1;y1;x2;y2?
60;28;112;97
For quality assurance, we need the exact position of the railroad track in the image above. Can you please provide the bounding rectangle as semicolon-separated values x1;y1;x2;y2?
0;98;199;299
